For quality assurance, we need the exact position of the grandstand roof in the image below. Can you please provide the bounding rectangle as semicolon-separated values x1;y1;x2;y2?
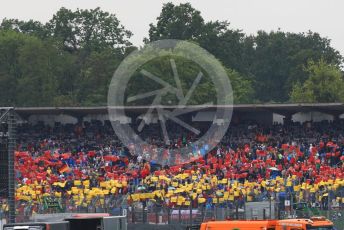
14;103;344;117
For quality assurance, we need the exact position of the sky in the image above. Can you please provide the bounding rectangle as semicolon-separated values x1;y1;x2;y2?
0;0;343;55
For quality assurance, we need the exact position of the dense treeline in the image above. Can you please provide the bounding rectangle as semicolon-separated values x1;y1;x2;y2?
0;3;343;106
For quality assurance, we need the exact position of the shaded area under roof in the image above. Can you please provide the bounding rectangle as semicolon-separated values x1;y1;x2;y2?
13;103;344;117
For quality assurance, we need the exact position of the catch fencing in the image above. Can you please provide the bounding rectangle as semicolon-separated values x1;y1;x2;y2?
1;192;343;230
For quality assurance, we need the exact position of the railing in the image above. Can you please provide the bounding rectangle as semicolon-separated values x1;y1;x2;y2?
1;189;343;229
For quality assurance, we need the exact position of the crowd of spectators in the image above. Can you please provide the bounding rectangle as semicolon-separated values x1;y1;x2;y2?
2;119;344;217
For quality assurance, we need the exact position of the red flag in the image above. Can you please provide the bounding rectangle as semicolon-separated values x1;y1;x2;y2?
44;150;51;159
88;151;96;157
281;144;289;150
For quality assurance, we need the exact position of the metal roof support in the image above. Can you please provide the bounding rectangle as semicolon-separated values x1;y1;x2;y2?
6;109;16;223
0;108;16;223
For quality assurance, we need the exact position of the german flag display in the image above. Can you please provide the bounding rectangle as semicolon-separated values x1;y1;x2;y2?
59;164;70;174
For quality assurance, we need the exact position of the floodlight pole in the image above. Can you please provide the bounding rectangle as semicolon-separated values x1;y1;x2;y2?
7;108;16;223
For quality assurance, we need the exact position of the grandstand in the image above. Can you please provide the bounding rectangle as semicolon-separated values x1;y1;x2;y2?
14;103;344;124
1;104;344;229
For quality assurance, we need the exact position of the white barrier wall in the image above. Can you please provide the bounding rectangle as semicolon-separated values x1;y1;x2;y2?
27;111;343;126
28;114;78;126
273;112;338;124
292;112;334;123
83;114;109;123
27;114;133;125
272;113;285;124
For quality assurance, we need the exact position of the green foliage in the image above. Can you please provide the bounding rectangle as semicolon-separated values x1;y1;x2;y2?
146;2;204;42
78;49;121;105
125;55;218;106
0;3;343;107
147;3;252;73
199;21;252;74
47;7;133;52
250;30;342;102
0;18;48;38
0;8;132;107
0;30;79;106
0;30;34;105
147;3;343;103
16;36;58;106
227;69;254;104
290;60;344;103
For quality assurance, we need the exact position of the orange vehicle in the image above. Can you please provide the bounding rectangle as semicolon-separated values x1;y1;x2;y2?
200;216;334;230
200;220;274;230
276;217;334;230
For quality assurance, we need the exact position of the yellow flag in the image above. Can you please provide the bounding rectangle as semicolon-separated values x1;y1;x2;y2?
198;198;206;203
83;180;90;186
293;185;300;192
286;180;292;187
55;192;62;198
223;192;229;199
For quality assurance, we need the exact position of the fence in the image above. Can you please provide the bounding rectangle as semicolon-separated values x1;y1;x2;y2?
0;194;127;224
126;202;344;229
126;204;245;227
1;189;344;230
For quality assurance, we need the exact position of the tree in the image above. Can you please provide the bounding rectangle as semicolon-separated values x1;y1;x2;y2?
0;30;81;107
250;30;343;102
0;8;135;107
145;3;254;104
198;21;253;74
146;2;204;42
1;4;343;106
146;3;251;73
43;7;134;105
0;18;48;38
286;31;343;92
16;37;59;106
227;69;254;104
0;30;29;106
47;7;133;52
147;3;343;103
290;60;344;103
78;49;122;105
125;55;218;106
